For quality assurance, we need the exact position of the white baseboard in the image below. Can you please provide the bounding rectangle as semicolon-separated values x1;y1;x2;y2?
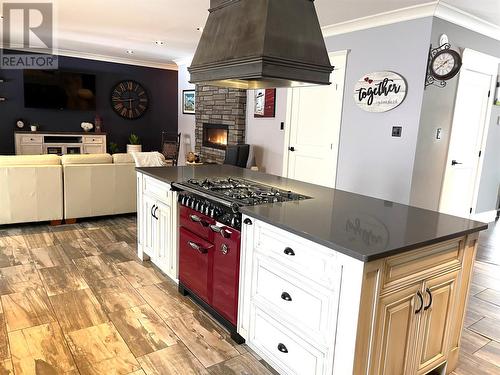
472;210;497;223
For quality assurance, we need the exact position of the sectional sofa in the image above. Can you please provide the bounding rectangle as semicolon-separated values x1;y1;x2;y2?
0;153;136;225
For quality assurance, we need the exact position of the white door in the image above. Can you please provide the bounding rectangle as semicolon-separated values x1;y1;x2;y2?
440;49;498;218
283;51;347;188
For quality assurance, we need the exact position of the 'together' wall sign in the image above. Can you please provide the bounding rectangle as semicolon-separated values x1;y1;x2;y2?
353;71;407;113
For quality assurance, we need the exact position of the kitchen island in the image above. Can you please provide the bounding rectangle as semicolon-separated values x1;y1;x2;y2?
136;165;487;375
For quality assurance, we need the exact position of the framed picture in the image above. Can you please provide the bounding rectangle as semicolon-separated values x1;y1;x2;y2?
254;89;276;118
183;90;196;114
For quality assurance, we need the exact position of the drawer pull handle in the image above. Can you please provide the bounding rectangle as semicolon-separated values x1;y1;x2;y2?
187;241;208;254
277;343;288;354
210;225;231;238
424;288;433;311
243;218;253;225
415;291;424;314
281;292;292;302
190;214;209;227
283;247;295;256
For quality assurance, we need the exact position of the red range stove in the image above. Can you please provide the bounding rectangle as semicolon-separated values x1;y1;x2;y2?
175;177;309;343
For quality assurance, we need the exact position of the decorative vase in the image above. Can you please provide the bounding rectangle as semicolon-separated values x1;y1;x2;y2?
30;126;38;132
127;144;142;153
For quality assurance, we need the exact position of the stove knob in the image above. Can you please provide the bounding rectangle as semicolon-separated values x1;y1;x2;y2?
231;216;241;228
209;206;216;218
187;197;195;209
178;195;183;204
181;195;188;206
203;204;210;216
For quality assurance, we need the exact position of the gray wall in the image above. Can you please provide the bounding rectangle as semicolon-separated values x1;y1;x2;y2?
177;63;196;166
325;17;433;204
410;18;500;213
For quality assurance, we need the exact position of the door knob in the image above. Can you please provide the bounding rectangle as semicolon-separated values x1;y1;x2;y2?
451;160;463;166
288;147;295;152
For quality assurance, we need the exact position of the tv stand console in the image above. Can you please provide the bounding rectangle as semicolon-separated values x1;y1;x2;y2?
15;131;107;155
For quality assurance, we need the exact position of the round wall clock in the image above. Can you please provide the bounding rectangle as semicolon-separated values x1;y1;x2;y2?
16;119;25;129
111;80;149;119
430;49;462;81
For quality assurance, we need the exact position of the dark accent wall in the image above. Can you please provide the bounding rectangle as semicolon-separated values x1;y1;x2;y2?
0;51;178;154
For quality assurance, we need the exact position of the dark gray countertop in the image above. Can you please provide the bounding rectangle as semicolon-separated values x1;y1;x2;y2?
137;165;488;262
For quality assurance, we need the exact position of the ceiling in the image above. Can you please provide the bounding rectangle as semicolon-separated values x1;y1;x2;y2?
1;0;499;69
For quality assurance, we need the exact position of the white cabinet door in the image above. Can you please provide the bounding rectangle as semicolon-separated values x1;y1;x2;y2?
142;195;157;258
155;201;173;276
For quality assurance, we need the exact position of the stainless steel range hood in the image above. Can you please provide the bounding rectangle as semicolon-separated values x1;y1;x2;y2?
188;0;333;89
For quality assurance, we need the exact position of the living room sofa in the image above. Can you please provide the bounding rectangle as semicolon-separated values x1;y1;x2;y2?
0;153;136;225
62;153;136;220
0;155;64;225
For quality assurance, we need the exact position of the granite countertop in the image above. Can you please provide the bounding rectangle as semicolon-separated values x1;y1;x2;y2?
137;165;488;262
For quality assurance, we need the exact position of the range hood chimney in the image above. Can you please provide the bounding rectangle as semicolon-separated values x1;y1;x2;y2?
188;0;333;89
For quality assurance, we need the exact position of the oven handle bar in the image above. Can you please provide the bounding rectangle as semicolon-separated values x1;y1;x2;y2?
172;183;240;210
187;241;208;254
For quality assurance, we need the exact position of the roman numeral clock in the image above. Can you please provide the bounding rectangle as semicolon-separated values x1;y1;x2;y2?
111;80;149;119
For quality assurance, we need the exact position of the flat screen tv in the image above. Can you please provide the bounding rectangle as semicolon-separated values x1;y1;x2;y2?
24;70;96;110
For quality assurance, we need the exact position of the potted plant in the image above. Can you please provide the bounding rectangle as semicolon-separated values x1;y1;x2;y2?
109;142;120;154
127;133;142;153
30;123;39;132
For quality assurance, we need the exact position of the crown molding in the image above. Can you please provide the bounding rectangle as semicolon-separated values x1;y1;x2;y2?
174;55;194;67
0;44;178;70
434;2;500;42
321;1;438;38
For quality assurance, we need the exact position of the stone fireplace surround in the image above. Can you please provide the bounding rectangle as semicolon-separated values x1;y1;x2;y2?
195;85;247;164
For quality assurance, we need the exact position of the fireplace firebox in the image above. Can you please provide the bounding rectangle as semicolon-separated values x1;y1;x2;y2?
202;124;229;150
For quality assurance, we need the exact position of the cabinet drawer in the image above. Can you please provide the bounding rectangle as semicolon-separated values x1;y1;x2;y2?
254;221;337;289
250;306;326;375
253;256;334;341
383;239;463;290
179;206;215;242
83;136;103;144
20;135;42;144
143;175;171;204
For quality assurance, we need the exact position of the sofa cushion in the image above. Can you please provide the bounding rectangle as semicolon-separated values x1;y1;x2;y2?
61;153;112;165
0;155;61;166
112;153;134;164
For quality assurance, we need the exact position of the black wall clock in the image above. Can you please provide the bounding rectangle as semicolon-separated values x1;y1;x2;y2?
430;49;462;81
111;80;149;119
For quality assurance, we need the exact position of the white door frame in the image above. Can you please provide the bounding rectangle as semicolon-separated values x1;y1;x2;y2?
439;48;499;217
282;49;349;183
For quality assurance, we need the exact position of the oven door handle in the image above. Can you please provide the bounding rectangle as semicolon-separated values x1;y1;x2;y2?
189;214;209;227
187;241;208;254
209;224;231;238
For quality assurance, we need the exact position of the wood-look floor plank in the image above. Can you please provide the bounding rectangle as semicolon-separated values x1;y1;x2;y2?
0;303;9;361
91;276;145;313
66;321;140;375
137;284;194;321
476;289;500;308
109;304;178;357
30;244;73;269
0;264;41;295
165;312;240;367
466;296;500;321
474;341;500;368
51;228;85;244
470;283;488;297
49;288;108;333
469;317;500;342
0;247;31;268
116;261;162;288
0;359;13;375
0;235;26;249
100;242;136;264
73;255;121;285
9;322;77;374
208;353;274;375
1;283;55;332
111;227;137;244
39;264;89;296
453;352;500;375
86;228;117;245
137;344;208;375
22;232;55;249
464;308;485;328
460;328;490;354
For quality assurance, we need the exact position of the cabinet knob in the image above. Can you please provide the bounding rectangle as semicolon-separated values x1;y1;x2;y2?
281;292;292;302
277;343;288;354
283;247;295;256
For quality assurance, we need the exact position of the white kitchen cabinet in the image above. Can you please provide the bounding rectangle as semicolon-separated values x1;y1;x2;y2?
238;216;479;375
137;172;178;281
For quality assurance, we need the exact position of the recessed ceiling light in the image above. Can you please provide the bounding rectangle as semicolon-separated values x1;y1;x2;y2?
154;40;165;46
197;27;203;32
126;49;134;54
